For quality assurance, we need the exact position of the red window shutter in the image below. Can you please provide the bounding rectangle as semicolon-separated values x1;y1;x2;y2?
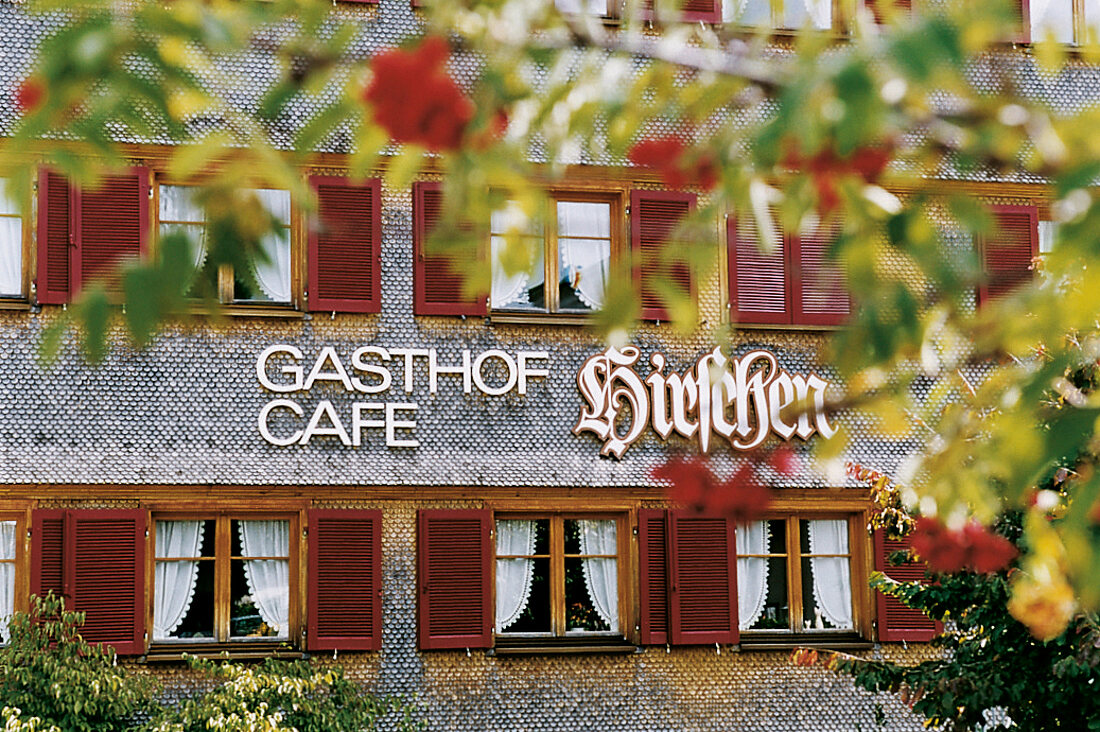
631;190;696;321
667;512;738;645
308;176;381;313
791;219;850;326
35;171;71;305
641;0;721;22
727;212;790;325
978;204;1037;305
865;0;911;24
413;181;486;316
307;509;382;651
1016;0;1031;43
638;509;670;645
417;509;491;649
874;530;940;642
74;169;150;295
30;509;65;599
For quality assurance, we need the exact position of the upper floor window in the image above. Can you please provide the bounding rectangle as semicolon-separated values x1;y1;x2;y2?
738;517;856;634
727;210;850;327
0;179;22;298
1029;0;1100;44
490;194;617;315
725;0;832;30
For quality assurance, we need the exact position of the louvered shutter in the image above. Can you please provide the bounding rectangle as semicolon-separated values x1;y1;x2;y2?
631;190;696;321
417;509;491;649
728;213;790;325
638;509;670;645
864;0;911;24
874;530;939;642
978;204;1037;305
30;509;65;599
308;176;381;313
35;171;71;305
413;181;486;316
667;512;738;645
74;169;149;296
641;0;721;22
791;219;850;326
1014;0;1031;42
32;509;146;654
307;509;382;651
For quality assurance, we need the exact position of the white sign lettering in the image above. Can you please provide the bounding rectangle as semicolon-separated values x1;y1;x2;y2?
573;346;837;458
256;345;550;447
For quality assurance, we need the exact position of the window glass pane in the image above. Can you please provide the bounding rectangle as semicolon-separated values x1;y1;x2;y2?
154;520;213;641
739;520;788;631
749;557;789;630
728;0;772;25
1086;0;1100;41
1032;0;1074;43
497;557;550;633
159;185;203;223
565;557;615;632
236;189;291;303
491;202;545;310
800;519;853;631
1038;220;1058;254
0;521;15;644
555;0;606;13
557;201;610;312
231;520;289;639
0;178;21;298
780;0;831;29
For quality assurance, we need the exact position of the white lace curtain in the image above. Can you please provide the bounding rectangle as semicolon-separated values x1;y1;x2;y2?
726;0;830;28
239;520;290;637
251;189;292;303
807;519;853;630
735;521;770;630
495;520;536;632
577;520;618;632
0;522;15;643
153;520;204;640
490;203;539;309
1030;0;1074;43
158;185;207;270
557;201;610;311
0;179;22;297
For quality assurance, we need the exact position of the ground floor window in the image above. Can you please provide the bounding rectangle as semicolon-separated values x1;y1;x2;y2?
738;516;855;633
153;515;294;643
494;515;621;637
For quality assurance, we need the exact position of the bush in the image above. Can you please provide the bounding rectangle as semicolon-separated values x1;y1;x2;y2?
0;594;153;732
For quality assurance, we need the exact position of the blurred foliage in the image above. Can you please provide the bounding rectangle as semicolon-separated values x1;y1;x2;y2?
8;0;1100;652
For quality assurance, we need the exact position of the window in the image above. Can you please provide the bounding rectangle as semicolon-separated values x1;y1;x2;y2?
152;515;295;644
725;0;832;30
737;517;857;634
490;193;618;315
0;517;19;644
495;516;621;638
977;203;1037;305
0;179;23;298
727;210;850;326
1029;0;1100;44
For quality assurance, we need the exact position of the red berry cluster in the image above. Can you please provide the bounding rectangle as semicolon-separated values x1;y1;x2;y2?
651;449;796;524
363;36;475;152
782;143;892;213
909;517;1018;574
628;135;719;191
15;77;45;115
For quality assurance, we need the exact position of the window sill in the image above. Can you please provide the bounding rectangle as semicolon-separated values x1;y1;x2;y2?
739;633;872;652
489;636;639;656
142;641;304;663
0;299;30;311
489;312;592;327
731;321;846;332
210;304;306;319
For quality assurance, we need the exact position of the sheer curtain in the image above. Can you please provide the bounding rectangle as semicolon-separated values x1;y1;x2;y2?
557;201;610;311
1030;0;1074;43
239;520;290;637
578;520;618;632
158;185;207;269
735;521;770;629
1038;221;1058;255
490;203;539;309
251;189;292;302
807;519;853;629
153;520;204;640
495;520;536;632
0;522;14;643
781;0;831;28
0;179;22;297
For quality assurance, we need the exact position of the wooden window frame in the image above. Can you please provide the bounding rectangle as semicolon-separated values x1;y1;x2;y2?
0;174;28;302
148;511;301;648
738;513;871;643
492;510;630;643
152;181;303;314
490;190;624;321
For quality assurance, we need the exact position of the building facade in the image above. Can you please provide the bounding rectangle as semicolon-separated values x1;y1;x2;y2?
0;0;1074;728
